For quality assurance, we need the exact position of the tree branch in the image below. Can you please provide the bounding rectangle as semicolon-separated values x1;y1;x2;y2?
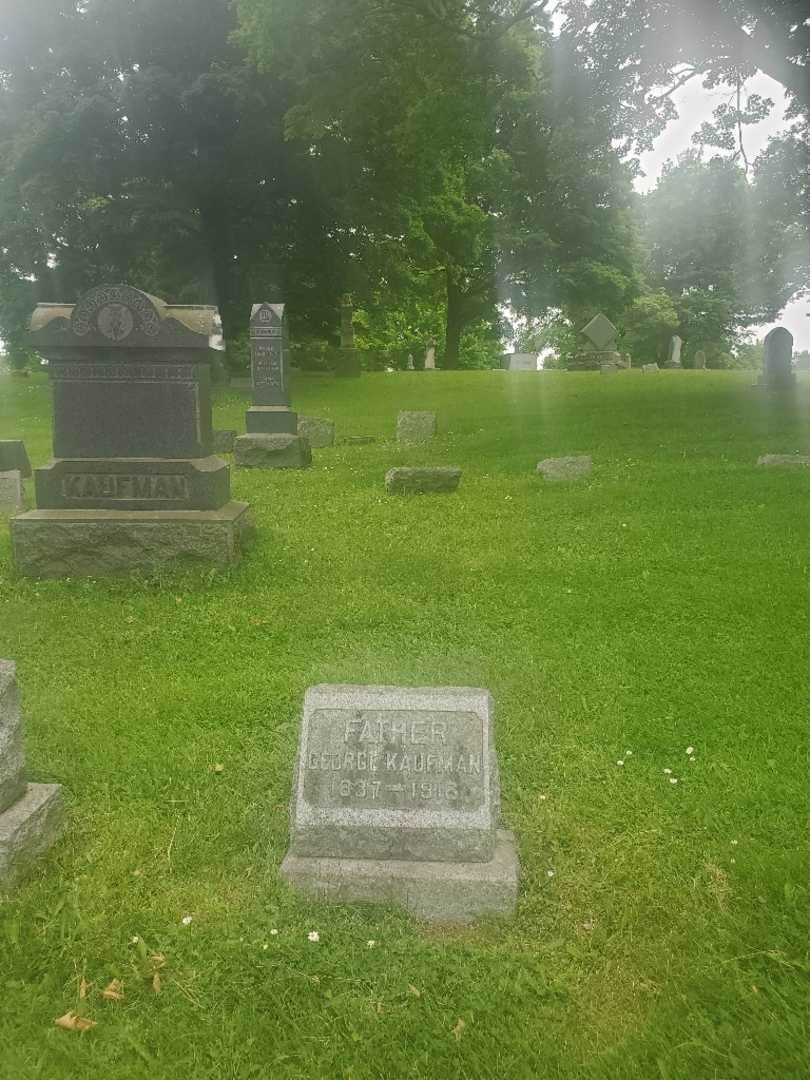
648;66;699;103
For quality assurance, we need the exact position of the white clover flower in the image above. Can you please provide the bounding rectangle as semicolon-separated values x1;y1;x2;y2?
547;869;555;878
689;756;696;762
308;931;320;943
270;928;279;936
181;915;193;926
262;944;269;951
367;940;376;949
669;778;678;785
686;746;695;755
130;936;140;945
539;794;547;801
625;750;633;757
616;760;625;766
663;768;672;774
731;839;739;846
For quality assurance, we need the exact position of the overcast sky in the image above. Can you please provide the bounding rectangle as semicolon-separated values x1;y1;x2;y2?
635;72;808;350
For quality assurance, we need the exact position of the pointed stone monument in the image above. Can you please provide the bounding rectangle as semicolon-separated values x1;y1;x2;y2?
664;335;683;369
11;285;253;577
568;313;628;371
235;303;311;469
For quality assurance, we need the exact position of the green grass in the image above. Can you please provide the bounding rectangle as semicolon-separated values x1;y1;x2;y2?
1;368;809;1079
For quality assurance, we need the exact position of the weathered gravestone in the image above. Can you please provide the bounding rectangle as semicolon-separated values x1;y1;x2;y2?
424;338;437;371
693;350;707;369
0;441;32;478
757;454;810;468
0;660;64;888
334;294;362;378
11;285;253;577
234;303;311;469
504;353;538;372
0;472;24;514
641;363;659;374
664;335;683;369
385;467;461;494
568;314;629;371
299;416;336;448
757;327;795;390
280;685;519;922
397;411;436;444
536;455;593;481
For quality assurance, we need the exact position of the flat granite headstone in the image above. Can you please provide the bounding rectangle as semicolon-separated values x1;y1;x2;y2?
236;433;312;469
0;442;32;478
693;351;706;369
0;660;64;888
641;363;659;374
504;353;538;372
757;455;810;468
298;416;336;449
424;339;437;371
397;411;436;444
346;435;376;446
536;455;593;481
385;467;461;494
11;285;252;576
0;471;24;513
280;685;519;922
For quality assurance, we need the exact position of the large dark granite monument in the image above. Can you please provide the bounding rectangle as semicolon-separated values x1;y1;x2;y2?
234;303;311;469
757;326;795;390
10;285;253;577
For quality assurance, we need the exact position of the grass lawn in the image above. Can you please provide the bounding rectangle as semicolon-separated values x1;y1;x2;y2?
1;368;809;1079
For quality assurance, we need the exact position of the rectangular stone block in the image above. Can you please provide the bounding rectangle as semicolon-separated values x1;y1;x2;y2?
536;455;592;481
298;416;336;448
385;467;461;494
641;364;659;374
0;662;26;815
280;829;518;923
34;457;230;511
10;502;254;578
0;783;64;888
246;406;298;435
289;685;499;863
0;441;32;478
50;360;214;459
235;433;311;469
757;455;810;468
397;411;436;444
0;471;24;513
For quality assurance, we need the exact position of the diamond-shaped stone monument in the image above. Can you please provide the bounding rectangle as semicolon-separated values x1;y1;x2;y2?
10;284;253;577
568;313;629;371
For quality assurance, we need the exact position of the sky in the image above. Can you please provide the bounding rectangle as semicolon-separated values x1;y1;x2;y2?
634;72;809;351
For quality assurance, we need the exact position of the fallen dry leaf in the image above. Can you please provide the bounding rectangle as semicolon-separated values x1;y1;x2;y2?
101;979;124;1002
55;1012;96;1033
209;763;225;774
407;984;421;998
452;1018;466;1042
78;978;92;1000
150;952;167;969
152;972;162;994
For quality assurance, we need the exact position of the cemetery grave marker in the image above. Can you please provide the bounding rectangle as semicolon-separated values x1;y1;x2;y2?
397;411;436;444
385;467;461;494
664;335;683;369
536;455;593;481
568;314;628;371
757;327;795;390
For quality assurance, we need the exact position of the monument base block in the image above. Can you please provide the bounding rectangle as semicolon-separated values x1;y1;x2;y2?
280;829;519;923
235;434;311;469
0;783;64;887
10;502;254;578
246;407;299;435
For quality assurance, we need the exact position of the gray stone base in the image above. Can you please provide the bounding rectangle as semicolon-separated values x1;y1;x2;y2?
0;783;64;888
280;829;519;923
0;470;24;513
235;434;311;469
10;501;254;578
385;467;461;494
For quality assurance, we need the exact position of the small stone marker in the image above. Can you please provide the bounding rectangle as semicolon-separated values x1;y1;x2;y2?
280;685;519;922
397;411;436;444
641;363;659;374
424;339;436;370
346;435;376;446
235;303;310;469
212;429;237;454
600;362;618;374
298;416;336;449
12;285;252;577
665;335;683;368
0;472;23;513
385;467;461;494
0;660;64;887
757;327;795;390
504;353;538;372
0;441;32;478
757;455;810;468
536;455;592;481
693;350;706;369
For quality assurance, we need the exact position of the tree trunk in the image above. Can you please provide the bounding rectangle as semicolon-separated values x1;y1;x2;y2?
443;267;464;370
199;197;239;347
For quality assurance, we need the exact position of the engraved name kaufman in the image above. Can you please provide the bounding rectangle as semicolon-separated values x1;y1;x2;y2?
61;474;190;500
